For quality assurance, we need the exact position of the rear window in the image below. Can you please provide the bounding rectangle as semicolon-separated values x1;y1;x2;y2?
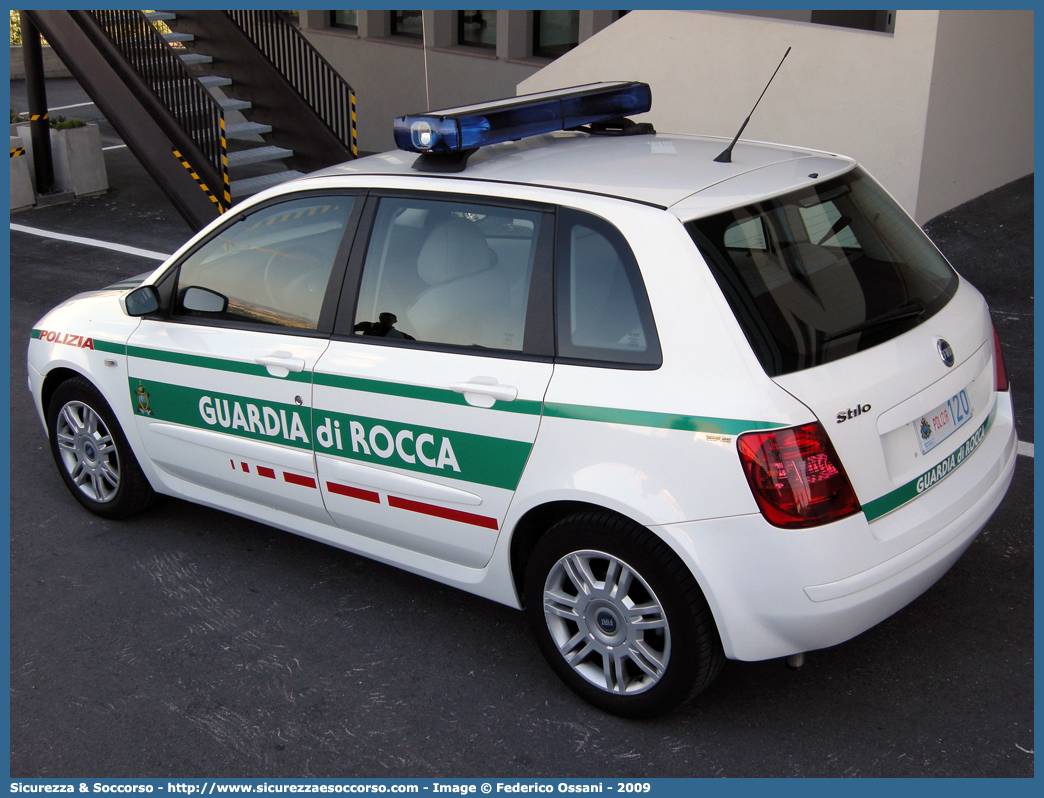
686;168;959;376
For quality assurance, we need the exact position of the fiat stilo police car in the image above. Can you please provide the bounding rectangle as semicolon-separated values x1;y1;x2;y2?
27;83;1017;718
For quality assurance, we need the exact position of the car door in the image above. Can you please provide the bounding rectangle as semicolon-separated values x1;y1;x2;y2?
313;192;555;567
127;192;360;523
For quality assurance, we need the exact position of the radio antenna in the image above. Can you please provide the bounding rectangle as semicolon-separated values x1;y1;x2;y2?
714;46;791;164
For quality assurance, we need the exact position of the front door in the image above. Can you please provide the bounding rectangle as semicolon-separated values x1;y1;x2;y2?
128;193;357;523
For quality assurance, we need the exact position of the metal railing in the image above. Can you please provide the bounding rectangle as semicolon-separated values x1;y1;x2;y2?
226;10;357;156
87;9;229;211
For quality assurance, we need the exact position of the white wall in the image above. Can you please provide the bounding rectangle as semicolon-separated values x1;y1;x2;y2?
518;10;1032;223
916;10;1034;221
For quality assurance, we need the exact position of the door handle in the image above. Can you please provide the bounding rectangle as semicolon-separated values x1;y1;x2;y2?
256;352;305;377
450;378;518;404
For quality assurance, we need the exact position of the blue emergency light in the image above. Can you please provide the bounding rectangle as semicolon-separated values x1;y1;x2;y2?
393;82;652;169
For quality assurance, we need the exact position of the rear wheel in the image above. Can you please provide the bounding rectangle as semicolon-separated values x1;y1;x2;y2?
524;510;723;718
47;376;154;519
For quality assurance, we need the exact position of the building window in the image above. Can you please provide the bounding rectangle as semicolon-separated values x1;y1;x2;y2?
533;10;579;59
458;10;496;49
810;10;895;33
391;10;423;39
332;11;357;32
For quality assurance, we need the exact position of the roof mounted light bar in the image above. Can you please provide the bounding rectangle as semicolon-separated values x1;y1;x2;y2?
393;81;652;173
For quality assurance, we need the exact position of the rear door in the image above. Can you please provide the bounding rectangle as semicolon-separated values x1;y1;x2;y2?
312;192;555;567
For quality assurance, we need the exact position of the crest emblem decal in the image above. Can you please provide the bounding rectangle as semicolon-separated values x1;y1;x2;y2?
135;382;153;416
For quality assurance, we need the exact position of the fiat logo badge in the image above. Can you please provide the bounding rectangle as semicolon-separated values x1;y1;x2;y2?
938;339;955;368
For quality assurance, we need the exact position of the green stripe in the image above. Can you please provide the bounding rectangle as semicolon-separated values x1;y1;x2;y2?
543;402;785;436
862;407;997;522
314;372;542;415
93;339;125;354
128;345;311;383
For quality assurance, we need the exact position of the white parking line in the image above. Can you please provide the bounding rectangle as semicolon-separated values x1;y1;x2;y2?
1017;441;1033;458
102;144;128;151
49;101;96;112
10;223;170;261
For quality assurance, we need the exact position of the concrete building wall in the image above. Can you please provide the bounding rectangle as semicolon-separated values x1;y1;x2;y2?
915;10;1034;222
518;10;1033;223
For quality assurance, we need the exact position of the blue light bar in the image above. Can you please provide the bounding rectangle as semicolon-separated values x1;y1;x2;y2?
393;82;652;156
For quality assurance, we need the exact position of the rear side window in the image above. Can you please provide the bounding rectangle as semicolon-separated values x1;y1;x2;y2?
686;168;958;376
555;208;661;367
353;196;543;351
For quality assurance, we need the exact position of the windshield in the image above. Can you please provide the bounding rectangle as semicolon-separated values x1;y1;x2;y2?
686;168;959;376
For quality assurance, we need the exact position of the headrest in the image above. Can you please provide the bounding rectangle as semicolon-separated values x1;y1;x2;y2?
416;218;496;285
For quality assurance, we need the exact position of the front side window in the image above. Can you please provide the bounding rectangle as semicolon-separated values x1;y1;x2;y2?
172;196;355;331
555;209;661;367
353;197;544;352
686;168;959;376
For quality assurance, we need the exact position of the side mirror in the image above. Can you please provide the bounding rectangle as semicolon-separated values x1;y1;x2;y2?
121;285;160;317
182;286;229;314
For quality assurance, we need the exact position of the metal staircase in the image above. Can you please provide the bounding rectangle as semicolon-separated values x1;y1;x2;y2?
23;10;357;231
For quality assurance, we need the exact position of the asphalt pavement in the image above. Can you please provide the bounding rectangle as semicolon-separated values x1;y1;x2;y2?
7;79;1035;778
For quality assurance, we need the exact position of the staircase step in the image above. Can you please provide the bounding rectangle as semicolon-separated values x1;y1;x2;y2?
218;98;252;112
227;146;294;168
145;11;177;22
163;32;194;44
225;121;272;139
231;170;306;198
179;53;212;66
196;75;233;89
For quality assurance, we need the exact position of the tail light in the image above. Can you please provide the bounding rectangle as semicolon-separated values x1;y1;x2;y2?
992;324;1009;392
737;423;861;529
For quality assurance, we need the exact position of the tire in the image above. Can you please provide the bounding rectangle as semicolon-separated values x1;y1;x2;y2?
47;376;155;519
524;510;724;718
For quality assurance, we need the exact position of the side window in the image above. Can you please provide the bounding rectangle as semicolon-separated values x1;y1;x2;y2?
352;197;543;351
798;199;860;249
724;217;768;251
555;209;661;366
173;196;355;331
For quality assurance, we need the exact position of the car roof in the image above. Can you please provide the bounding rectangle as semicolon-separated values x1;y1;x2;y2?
310;131;858;213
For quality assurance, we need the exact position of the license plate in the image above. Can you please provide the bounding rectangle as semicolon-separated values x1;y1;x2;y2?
916;389;973;455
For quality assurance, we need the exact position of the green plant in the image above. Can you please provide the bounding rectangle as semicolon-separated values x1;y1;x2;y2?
10;10;21;46
11;105;25;124
49;115;86;130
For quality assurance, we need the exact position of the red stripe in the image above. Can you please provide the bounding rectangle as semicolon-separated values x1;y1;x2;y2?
326;481;380;504
283;472;317;489
257;466;276;479
387;496;499;530
240;462;249;473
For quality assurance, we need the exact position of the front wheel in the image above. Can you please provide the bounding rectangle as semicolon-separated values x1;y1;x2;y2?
524;511;723;718
47;376;154;519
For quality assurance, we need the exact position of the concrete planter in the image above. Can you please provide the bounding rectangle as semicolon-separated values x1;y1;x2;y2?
16;122;109;197
10;135;35;211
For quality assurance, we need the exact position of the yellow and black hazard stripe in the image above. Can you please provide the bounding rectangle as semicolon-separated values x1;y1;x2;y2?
173;147;225;213
29;112;47;122
10;146;25;158
219;116;230;209
349;90;358;158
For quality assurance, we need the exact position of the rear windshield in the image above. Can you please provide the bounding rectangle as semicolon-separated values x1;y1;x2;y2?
686;168;959;376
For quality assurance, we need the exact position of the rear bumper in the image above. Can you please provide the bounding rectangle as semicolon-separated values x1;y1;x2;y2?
656;392;1017;661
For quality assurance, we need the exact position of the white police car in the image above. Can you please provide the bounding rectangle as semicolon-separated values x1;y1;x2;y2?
27;83;1017;717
